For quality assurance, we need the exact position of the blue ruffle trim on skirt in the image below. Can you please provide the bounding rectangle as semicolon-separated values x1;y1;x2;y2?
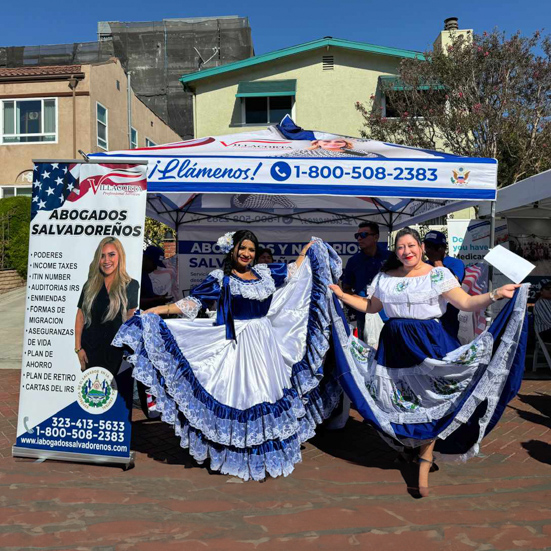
114;240;342;481
290;240;335;393
332;286;529;461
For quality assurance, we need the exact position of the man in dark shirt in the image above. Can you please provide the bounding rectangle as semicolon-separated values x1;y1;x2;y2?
423;230;466;338
342;222;390;336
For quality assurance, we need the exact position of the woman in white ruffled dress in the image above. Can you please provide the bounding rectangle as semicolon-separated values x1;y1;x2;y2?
114;230;343;481
330;227;527;497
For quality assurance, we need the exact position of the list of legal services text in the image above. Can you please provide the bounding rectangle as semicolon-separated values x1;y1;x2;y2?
22;250;79;394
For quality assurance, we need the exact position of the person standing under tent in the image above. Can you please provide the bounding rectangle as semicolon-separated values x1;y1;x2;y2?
140;245;170;311
330;227;526;498
257;247;275;264
137;245;172;416
114;230;343;481
149;251;182;302
423;230;465;339
534;282;551;340
342;222;389;339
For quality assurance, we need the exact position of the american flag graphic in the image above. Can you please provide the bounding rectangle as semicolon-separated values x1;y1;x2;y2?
31;162;80;220
462;262;489;335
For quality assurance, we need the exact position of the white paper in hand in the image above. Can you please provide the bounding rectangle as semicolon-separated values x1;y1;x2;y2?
484;245;535;283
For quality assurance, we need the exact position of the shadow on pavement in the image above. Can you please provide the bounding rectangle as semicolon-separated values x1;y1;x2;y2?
521;440;551;465
130;418;237;476
512;392;551;465
311;417;421;493
131;418;195;467
312;418;397;468
510;392;551;429
131;413;424;491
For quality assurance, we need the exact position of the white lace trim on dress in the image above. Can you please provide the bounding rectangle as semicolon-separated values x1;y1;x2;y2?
434;277;461;294
367;267;460;304
174;296;202;319
209;265;277;301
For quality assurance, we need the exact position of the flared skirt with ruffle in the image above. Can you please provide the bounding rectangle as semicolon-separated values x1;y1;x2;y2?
331;286;529;461
113;240;344;481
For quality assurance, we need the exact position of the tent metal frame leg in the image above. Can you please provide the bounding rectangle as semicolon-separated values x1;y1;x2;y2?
485;200;497;324
488;200;496;292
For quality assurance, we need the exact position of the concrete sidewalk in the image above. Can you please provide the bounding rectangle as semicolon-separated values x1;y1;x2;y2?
0;368;550;550
0;287;25;370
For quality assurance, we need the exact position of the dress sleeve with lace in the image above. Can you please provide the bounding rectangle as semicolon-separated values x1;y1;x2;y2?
174;273;222;319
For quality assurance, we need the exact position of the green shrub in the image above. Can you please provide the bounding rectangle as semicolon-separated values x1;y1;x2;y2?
0;196;31;278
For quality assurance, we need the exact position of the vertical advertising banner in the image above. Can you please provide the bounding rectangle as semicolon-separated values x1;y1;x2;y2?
448;219;509;266
13;162;147;466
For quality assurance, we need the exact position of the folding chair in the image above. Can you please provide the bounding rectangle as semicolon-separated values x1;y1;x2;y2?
532;331;551;371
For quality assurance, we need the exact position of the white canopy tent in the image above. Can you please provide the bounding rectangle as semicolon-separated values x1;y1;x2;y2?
479;169;551;219
478;169;551;279
89;118;498;236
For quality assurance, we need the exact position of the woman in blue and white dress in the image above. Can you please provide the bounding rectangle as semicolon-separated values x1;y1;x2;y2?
330;227;528;497
114;230;343;481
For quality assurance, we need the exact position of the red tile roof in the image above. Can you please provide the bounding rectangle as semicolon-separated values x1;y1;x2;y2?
0;65;82;77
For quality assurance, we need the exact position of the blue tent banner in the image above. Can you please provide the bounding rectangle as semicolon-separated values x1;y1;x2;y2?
91;117;497;231
142;155;496;200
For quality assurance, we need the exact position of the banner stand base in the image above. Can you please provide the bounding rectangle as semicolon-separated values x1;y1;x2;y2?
12;446;136;471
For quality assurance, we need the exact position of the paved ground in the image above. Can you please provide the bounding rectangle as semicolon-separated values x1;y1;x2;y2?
1;288;551;549
0;367;550;551
0;287;25;370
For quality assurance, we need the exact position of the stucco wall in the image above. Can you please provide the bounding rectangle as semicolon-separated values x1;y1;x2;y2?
0;59;181;187
192;47;402;138
0;72;91;184
433;29;473;51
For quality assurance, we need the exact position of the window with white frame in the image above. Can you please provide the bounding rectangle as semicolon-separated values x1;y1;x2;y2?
131;127;138;149
96;102;108;150
145;138;156;147
1;98;57;144
242;96;294;125
0;186;32;198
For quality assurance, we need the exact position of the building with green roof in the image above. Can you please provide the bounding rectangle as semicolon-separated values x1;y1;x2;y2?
179;22;471;138
180;37;419;138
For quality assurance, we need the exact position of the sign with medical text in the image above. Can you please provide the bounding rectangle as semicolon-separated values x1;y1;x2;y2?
448;219;509;266
13;161;147;466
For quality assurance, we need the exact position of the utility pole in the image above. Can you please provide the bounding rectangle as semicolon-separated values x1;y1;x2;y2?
127;71;133;148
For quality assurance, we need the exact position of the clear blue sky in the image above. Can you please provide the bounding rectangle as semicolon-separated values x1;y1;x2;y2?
2;0;548;54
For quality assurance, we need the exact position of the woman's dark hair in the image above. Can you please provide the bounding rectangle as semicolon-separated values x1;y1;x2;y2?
222;229;260;276
381;227;423;273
